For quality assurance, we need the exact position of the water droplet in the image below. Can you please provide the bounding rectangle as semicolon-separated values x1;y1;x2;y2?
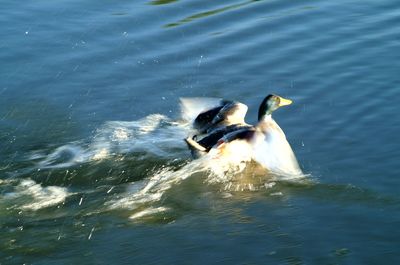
107;186;114;194
88;227;95;240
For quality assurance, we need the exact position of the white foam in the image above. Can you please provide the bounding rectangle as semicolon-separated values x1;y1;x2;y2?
265;182;276;189
92;148;109;160
105;157;286;217
129;207;169;220
270;192;283;196
107;160;208;210
34;113;191;169
37;144;89;169
106;151;269;212
2;179;69;211
90;114;189;157
105;142;305;217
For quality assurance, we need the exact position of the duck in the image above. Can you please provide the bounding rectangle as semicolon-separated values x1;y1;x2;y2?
184;94;302;176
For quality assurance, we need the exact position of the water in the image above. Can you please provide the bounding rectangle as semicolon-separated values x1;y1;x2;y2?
1;0;400;264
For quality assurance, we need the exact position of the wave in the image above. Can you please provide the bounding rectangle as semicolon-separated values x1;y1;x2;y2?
32;114;191;170
0;179;70;211
19;98;307;219
106;153;305;221
30;97;232;169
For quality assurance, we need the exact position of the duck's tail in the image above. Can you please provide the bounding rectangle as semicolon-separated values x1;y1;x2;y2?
184;137;207;158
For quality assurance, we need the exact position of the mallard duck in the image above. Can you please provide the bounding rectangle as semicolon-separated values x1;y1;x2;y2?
184;94;302;176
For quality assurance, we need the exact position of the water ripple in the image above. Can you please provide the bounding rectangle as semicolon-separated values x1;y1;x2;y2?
165;0;256;28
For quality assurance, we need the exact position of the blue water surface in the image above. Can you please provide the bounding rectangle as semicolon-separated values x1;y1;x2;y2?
1;0;400;264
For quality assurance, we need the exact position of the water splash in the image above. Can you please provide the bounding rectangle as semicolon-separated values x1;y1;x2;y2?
34;114;190;169
37;144;89;169
31;98;228;170
105;150;299;217
1;179;69;211
22;98;307;219
106;160;207;211
129;207;170;220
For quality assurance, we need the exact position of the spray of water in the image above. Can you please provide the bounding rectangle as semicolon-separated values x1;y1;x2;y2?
13;97;306;216
1;179;69;211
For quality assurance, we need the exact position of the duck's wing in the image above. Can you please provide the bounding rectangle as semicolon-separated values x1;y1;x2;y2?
198;124;253;151
184;137;207;159
194;100;248;134
216;127;256;145
180;97;223;122
208;127;257;163
211;101;248;126
185;124;252;158
192;102;226;133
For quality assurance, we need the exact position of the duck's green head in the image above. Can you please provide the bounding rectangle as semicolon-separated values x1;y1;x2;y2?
258;94;293;120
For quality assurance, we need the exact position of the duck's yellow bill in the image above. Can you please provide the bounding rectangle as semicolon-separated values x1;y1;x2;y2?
278;97;293;106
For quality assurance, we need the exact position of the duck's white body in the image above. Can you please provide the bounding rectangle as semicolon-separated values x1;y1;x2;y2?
251;116;302;176
182;95;303;177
